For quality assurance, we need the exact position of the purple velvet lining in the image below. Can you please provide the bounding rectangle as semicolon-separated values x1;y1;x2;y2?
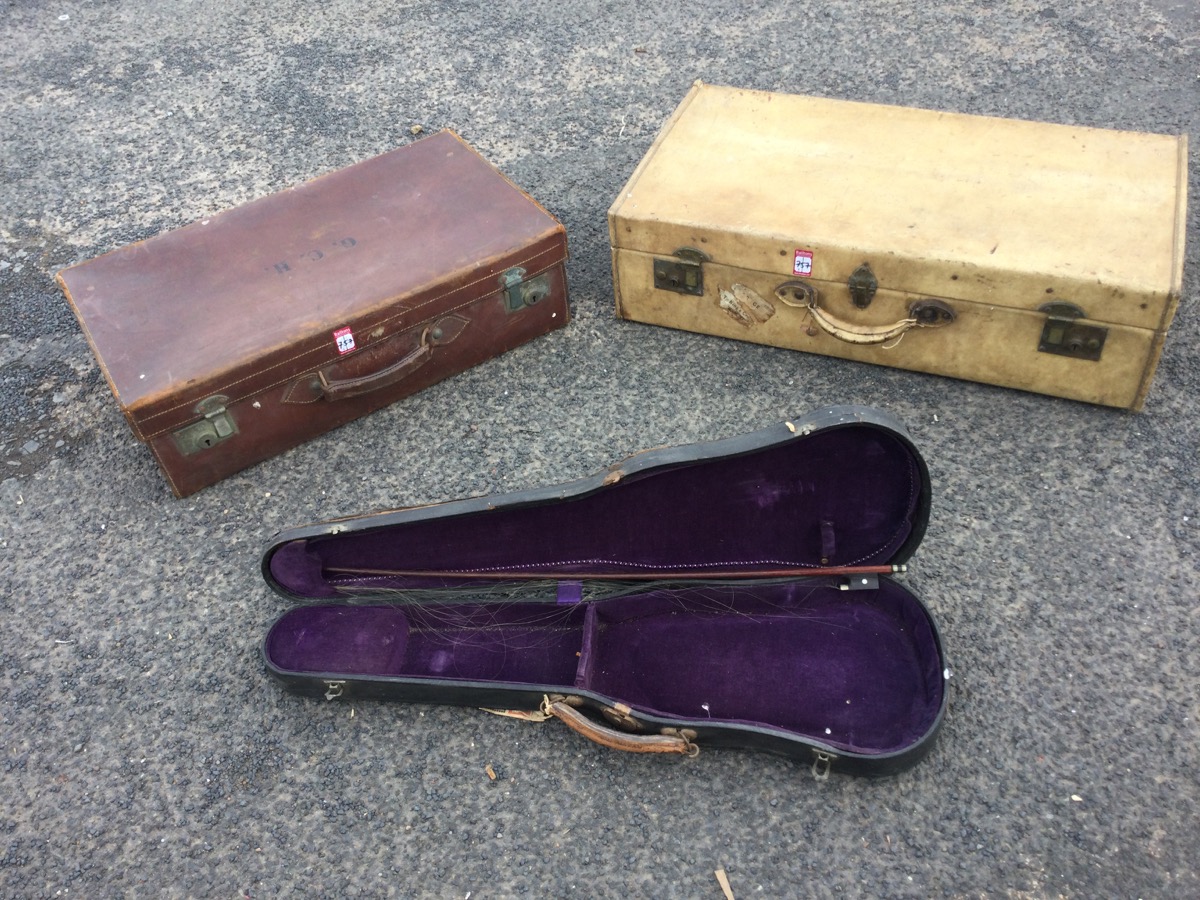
268;426;921;597
268;602;587;686
587;583;943;753
270;541;332;598
264;580;943;755
266;606;410;676
264;424;939;754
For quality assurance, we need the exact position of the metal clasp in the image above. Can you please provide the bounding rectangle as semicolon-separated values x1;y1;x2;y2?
1037;302;1107;361
847;263;878;309
324;680;346;701
171;395;237;455
499;267;551;313
653;247;710;296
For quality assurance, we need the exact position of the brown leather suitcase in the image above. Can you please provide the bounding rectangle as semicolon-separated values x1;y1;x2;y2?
57;131;569;496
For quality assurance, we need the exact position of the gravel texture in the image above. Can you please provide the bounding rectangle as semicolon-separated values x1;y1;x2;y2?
1;1;1197;897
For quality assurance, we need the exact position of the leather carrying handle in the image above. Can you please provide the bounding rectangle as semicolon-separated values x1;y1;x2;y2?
541;695;699;756
319;330;432;400
297;314;469;403
775;280;954;346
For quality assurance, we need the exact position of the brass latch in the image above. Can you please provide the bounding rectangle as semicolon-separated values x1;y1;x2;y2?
653;247;709;296
499;267;551;313
172;395;237;455
1037;302;1107;361
847;263;878;309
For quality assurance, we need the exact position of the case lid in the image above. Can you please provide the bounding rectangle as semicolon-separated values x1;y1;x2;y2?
609;83;1187;331
262;406;931;602
57;131;566;438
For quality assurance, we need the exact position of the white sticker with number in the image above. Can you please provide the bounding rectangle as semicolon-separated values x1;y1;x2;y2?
333;326;356;355
793;249;814;277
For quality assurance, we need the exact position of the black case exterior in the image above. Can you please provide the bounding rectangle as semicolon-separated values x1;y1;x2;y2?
261;406;947;777
263;666;946;777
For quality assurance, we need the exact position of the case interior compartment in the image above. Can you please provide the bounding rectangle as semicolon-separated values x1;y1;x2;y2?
262;414;943;760
266;425;924;599
264;578;943;756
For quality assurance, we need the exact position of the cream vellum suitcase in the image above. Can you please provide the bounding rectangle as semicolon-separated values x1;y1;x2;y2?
609;83;1188;410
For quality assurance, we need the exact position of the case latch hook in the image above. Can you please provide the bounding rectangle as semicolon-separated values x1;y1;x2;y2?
323;680;346;701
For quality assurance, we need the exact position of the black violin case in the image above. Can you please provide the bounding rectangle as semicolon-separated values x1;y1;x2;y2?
261;407;948;777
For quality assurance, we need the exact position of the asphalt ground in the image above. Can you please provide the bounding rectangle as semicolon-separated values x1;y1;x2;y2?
2;1;1197;897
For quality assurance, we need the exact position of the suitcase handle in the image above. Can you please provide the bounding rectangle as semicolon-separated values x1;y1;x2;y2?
541;695;699;757
775;280;955;346
313;314;469;401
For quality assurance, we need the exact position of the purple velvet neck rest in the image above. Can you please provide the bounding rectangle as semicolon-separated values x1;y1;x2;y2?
263;424;943;756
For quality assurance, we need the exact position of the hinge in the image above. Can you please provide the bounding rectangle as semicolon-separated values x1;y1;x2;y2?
172;395;237;455
653;247;710;296
1037;302;1107;361
499;267;551;313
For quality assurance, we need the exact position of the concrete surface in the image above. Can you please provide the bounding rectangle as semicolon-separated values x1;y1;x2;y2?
2;0;1197;897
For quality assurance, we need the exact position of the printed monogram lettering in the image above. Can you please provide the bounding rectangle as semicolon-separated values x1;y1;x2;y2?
267;236;357;275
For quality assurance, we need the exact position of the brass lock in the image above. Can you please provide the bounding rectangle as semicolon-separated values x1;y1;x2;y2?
172;395;237;455
499;267;551;312
653;247;710;296
847;263;877;309
1037;302;1107;361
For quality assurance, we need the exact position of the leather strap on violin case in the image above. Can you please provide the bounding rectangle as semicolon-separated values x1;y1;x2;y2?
57;131;568;496
260;407;948;778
